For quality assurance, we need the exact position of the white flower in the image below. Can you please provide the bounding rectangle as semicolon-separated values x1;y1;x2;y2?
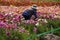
35;22;39;26
9;12;13;15
38;19;42;21
54;15;57;18
10;21;13;23
42;19;48;23
9;12;12;14
21;18;25;20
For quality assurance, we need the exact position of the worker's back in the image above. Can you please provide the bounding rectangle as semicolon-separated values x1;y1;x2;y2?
22;9;34;17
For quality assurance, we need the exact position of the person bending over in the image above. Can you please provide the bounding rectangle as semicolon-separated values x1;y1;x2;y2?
22;5;38;21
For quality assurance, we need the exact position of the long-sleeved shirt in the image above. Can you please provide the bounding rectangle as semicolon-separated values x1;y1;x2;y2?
22;9;37;19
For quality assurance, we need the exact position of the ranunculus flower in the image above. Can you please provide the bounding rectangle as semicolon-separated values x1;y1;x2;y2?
46;15;50;19
4;13;11;17
12;23;17;29
25;20;30;24
12;15;21;22
33;27;37;33
6;23;17;29
49;14;55;19
0;21;7;28
6;32;10;36
19;28;26;33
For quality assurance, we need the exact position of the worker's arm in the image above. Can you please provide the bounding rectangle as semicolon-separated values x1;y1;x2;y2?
33;11;37;20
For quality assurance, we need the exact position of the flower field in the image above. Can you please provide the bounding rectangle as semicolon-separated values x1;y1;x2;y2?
0;6;60;40
0;6;60;14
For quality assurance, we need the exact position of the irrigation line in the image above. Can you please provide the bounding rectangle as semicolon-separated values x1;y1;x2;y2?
37;27;60;37
27;27;60;40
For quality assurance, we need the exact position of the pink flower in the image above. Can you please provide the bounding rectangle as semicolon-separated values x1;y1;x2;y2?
6;32;10;36
19;28;25;33
0;21;7;28
46;15;50;19
4;13;11;17
49;14;55;19
25;20;30;24
25;19;37;24
33;27;37;33
12;15;21;22
6;23;17;29
30;19;37;24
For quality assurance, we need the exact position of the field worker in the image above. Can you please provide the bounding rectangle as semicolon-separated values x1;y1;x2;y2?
22;5;38;20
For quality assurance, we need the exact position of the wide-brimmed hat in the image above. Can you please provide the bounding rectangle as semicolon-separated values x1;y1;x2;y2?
31;5;37;9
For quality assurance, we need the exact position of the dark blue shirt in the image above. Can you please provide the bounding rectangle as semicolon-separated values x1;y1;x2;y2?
22;9;37;19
